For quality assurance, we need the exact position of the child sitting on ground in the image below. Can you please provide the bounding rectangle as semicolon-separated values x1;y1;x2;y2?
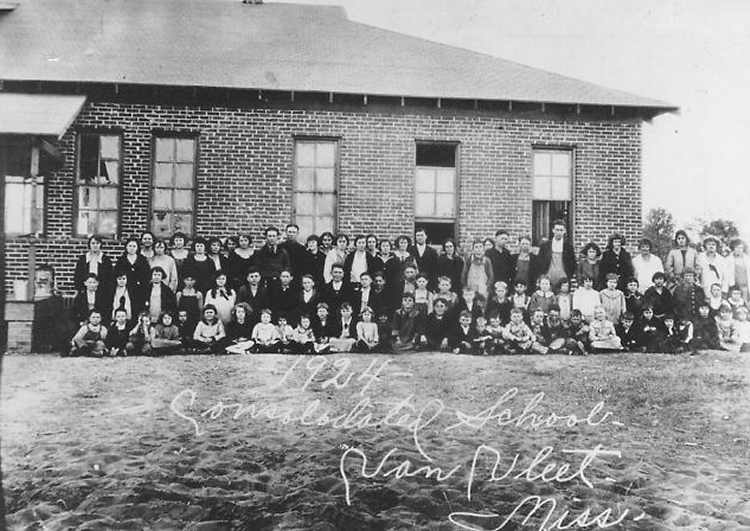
528;308;551;354
566;309;590;354
599;273;626;325
127;312;153;356
733;306;750;352
727;285;749;315
486;313;506;355
420;297;453;351
502;307;535;354
633;306;665;353
151;312;182;355
589;305;623;352
251;309;280;353
192;304;226;353
290;314;316;354
615;311;638;351
707;283;724;317
485;281;513;325
391;293;421;353
452;310;478;354
354;306;380;352
472;316;494;355
313;302;334;354
691;302;719;352
106;308;130;357
716;302;740;352
330;303;357;353
225;303;255;355
660;314;688;354
70;309;108;357
276;315;295;353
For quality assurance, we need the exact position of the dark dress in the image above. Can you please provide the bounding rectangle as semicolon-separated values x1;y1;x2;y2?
114;253;151;298
178;292;202;324
227;250;255;290
186;255;216;295
436;253;464;292
74;253;114;292
599;248;635;291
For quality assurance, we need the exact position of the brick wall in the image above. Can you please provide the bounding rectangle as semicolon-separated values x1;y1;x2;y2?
4;99;642;294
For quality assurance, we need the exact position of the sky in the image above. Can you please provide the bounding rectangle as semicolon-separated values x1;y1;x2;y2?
278;0;750;236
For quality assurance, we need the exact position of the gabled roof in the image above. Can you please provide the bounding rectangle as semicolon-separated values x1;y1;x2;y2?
0;0;676;113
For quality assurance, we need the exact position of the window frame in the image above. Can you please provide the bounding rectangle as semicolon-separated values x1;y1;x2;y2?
149;132;199;238
414;141;460;243
531;146;576;244
291;136;340;238
2;137;46;238
73;129;123;238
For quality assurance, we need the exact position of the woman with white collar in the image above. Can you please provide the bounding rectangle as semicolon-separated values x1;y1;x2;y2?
73;235;113;294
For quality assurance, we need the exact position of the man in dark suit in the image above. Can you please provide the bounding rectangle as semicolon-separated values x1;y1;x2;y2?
320;263;354;316
269;268;300;324
485;229;514;287
409;227;438;287
72;273;111;325
255;226;291;290
237;267;267;325
279;223;308;282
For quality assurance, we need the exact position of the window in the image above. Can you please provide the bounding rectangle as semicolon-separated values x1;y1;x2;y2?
152;136;197;237
3;139;44;236
532;149;573;243
415;143;457;242
293;140;337;239
76;133;120;236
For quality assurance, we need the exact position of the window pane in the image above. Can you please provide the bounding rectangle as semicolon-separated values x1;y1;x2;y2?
551;152;571;176
173;212;193;236
296;167;314;191
316;143;335;167
415;192;434;217
79;186;97;209
295;192;315;215
296;216;314;240
435;168;455;193
296;143;315;167
533;152;551;176
174;189;193;210
5;143;30;177
175;163;194;188
551;177;571;201
98;211;118;236
155;162;173;187
99;187;119;209
434;193;455;218
80;135;99;181
102;160;119;184
176;139;195;162
77;210;94;236
415;168;436;192
316;193;335;216
316;216;334;236
5;182;30;234
533;176;552;200
155;138;175;162
100;135;120;160
153;211;173;239
316;168;335;192
153;188;173;210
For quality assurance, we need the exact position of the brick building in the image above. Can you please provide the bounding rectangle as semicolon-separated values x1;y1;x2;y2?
0;0;675;297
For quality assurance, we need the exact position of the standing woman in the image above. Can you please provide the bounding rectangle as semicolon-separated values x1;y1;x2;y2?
74;235;114;294
393;235;416;272
319;231;335;256
206;237;228;279
186;238;215;294
366;233;384;272
665;230;699;286
599;233;634;291
436;238;464;293
577;242;602;290
725;239;750;302
169;232;190;287
378;239;400;308
140;231;156;262
227;233;255;290
323;233;349;284
150;239;179;292
114;237;150;300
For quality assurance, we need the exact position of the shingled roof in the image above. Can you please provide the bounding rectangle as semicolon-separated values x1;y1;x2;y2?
0;0;675;113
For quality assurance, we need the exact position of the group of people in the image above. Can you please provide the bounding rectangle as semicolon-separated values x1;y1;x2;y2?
66;220;750;357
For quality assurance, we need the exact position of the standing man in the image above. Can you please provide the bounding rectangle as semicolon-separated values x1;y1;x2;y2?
724;239;750;302
632;238;664;291
279;223;307;280
409;227;438;287
485;230;514;287
255;226;290;290
534;220;576;289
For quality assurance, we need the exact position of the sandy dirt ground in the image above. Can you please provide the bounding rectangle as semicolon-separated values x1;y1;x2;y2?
2;351;749;531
